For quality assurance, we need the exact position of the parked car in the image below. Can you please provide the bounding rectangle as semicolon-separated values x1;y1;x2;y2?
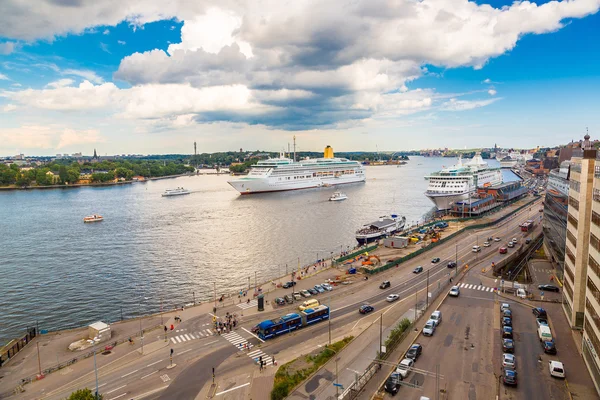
359;305;374;314
321;283;333;291
396;358;414;379
511;238;518;243
275;297;286;305
423;320;436;336
449;286;460;297
549;360;565;378
314;285;325;293
502;353;516;369
308;288;318;295
282;281;297;288
292;292;302;301
539;208;544;212
483;241;491;247
447;262;457;268
501;303;510;311
502;309;512;319
406;344;423;360
533;307;547;318
502;326;513;339
538;284;560;292
386;294;400;302
431;257;441;263
301;290;311;298
284;294;294;303
503;369;518;386
503;338;515;353
380;281;391;289
430;311;442;326
543;340;557;354
502;317;512;327
499;247;508;254
413;266;424;274
384;372;402;395
536;318;549;328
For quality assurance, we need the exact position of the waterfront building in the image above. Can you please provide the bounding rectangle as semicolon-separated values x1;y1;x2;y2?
543;161;570;280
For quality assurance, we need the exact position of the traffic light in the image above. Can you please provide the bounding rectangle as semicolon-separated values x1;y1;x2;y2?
170;348;174;356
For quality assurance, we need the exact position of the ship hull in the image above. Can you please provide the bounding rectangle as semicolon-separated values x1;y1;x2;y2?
425;191;470;211
228;174;366;195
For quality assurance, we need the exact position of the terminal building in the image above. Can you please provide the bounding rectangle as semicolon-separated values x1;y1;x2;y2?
449;181;528;216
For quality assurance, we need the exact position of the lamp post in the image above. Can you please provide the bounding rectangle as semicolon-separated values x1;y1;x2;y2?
335;357;341;398
92;337;100;399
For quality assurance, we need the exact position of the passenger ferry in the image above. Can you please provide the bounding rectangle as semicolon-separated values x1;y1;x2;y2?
425;153;502;210
355;215;406;244
161;187;190;197
227;144;365;195
83;214;104;223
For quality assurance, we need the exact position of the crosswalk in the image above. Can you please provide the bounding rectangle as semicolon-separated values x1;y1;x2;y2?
237;299;258;310
457;283;496;292
221;331;273;366
170;328;214;344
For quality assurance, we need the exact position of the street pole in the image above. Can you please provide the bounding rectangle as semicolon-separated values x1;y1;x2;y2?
335;357;340;398
426;269;430;309
36;341;42;377
214;282;217;313
455;243;459;277
379;314;383;356
93;345;99;399
328;296;332;345
414;287;418;321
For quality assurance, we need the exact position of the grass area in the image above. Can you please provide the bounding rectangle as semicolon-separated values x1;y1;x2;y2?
383;318;412;351
270;336;353;400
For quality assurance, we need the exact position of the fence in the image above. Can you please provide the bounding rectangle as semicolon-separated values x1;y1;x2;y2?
0;327;36;368
336;244;379;264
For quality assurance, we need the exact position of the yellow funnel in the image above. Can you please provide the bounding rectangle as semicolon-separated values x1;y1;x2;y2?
324;145;334;158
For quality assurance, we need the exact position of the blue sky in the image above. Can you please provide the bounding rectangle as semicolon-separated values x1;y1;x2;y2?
0;0;599;156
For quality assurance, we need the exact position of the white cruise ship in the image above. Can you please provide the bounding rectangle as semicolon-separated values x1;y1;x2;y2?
424;153;503;210
496;151;533;168
228;146;366;195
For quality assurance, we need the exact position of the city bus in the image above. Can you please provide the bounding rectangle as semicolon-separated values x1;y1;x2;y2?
520;220;535;232
256;305;330;340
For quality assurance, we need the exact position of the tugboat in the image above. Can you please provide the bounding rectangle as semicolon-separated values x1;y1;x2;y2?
355;215;406;244
83;214;104;223
329;192;348;201
162;187;190;197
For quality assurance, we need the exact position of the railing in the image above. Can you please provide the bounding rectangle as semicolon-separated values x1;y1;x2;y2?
506;235;544;281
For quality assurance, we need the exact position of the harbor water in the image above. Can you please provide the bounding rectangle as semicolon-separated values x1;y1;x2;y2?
0;157;518;344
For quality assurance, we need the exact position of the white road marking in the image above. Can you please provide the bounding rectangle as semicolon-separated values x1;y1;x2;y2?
215;382;250;396
108;394;127;400
121;369;139;378
189;334;196;339
242;327;265;343
147;360;163;367
106;385;127;394
184;334;191;341
170;338;177;344
129;385;168;400
141;370;158;380
179;349;191;355
205;329;213;335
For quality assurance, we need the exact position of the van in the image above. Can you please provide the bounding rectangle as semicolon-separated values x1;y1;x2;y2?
430;310;442;326
549;360;565;378
516;288;527;299
472;245;481;253
299;299;319;311
538;325;552;342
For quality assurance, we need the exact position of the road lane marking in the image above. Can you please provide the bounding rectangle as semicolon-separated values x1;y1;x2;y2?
179;349;191;355
129;385;169;400
184;334;191;341
205;329;213;335
215;382;250;396
121;369;139;378
170;338;177;344
108;394;127;400
242;327;265;343
141;370;157;380
189;334;196;339
147;360;163;367
106;385;127;394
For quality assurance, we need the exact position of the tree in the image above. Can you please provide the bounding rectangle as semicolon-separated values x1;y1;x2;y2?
35;168;52;186
66;388;103;400
59;165;69;184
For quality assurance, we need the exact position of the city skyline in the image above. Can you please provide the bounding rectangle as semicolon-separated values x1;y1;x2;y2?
0;0;599;155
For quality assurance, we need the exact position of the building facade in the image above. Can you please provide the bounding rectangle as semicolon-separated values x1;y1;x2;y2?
543;162;569;280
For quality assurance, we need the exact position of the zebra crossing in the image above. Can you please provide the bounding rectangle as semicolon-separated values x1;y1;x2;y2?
170;328;214;344
457;283;496;292
237;299;258;310
221;331;273;366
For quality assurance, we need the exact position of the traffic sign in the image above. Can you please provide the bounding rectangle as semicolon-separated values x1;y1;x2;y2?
333;383;344;388
540;291;544;296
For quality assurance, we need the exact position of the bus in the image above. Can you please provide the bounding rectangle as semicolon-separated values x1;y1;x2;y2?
256;305;330;340
521;220;535;232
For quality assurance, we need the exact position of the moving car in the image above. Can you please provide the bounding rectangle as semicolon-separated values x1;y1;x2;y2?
301;290;311;298
299;299;319;311
449;286;460;297
386;294;400;302
543;340;557;354
406;344;422;360
502;326;513;339
502;353;516;369
532;307;547;318
503;338;515;353
494;237;501;242
538;284;560;292
423;320;436;336
447;262;457;268
413;266;424;274
282;281;297;288
396;358;414;378
384;372;402;395
359;305;374;314
549;360;565;378
483;241;491;247
507;242;515;248
503;369;518;386
511;238;518;243
472;245;481;253
380;281;391;289
526;238;532;244
499;247;507;254
431;257;440;263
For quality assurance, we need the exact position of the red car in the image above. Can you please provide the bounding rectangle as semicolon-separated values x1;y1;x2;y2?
499;247;508;254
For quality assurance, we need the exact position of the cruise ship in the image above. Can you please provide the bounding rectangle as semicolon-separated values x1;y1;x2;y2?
496;151;533;168
228;145;366;194
424;153;503;210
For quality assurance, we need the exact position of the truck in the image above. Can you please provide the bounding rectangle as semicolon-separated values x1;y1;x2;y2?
538;325;552;342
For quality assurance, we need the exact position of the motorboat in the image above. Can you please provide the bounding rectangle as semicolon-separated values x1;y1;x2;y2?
329;192;348;201
355;215;406;244
162;187;190;197
83;214;104;223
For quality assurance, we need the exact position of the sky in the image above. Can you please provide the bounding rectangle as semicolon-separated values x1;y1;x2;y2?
0;0;599;156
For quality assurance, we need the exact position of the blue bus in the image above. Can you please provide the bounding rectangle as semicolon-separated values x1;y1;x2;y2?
257;305;330;340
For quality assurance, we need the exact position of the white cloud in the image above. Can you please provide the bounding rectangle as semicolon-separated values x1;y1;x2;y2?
11;83;21;87
46;78;75;88
441;98;501;111
483;78;492;84
0;125;103;150
117;40;126;45
0;73;8;80
103;29;110;35
9;81;117;110
488;89;497;96
62;69;103;84
0;41;16;55
56;128;104;149
100;42;111;54
2;104;17;112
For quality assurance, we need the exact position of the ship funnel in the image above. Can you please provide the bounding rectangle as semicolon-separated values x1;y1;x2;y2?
324;145;334;158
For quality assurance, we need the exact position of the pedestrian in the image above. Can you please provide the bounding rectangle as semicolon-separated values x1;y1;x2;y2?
272;356;276;366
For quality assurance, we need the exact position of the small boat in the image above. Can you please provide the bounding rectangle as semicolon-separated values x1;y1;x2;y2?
83;214;104;223
162;187;190;197
355;215;406;244
329;192;348;201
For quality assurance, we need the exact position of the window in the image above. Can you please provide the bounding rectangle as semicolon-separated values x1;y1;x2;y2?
565;257;575;281
568;214;579;230
564;277;574;300
569;196;580;211
572;163;582;173
586;299;600;333
567;230;577;247
570;180;581;193
587;278;600;305
590;255;600;279
594;211;600;228
592;233;600;253
594;189;600;203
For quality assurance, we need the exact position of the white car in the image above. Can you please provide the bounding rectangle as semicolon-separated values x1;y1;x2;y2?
503;353;516;369
472;245;481;253
501;303;510;311
511;238;518;243
449;286;460;297
483;241;491;247
396;358;414;378
549;360;565;378
494;237;501;242
423;319;436;336
301;290;311;297
321;283;333;291
386;294;400;302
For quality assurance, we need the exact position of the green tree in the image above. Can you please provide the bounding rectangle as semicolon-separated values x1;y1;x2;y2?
59;165;69;184
35;168;52;186
66;388;103;400
67;168;80;183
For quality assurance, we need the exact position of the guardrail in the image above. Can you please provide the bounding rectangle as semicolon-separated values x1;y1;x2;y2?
507;235;544;281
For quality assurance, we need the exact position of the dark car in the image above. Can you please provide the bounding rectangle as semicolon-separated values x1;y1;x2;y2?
431;257;440;264
406;344;423;361
413;266;424;274
532;307;547;318
384;372;402;395
275;297;286;305
380;281;391;289
359;305;374;314
502;317;512;327
282;281;297;289
251;325;260;333
502;326;513;339
447;262;457;268
526;238;532;244
503;338;515;353
538;284;560;292
308;288;318;295
543;340;557;354
503;369;518;386
502;309;512;319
